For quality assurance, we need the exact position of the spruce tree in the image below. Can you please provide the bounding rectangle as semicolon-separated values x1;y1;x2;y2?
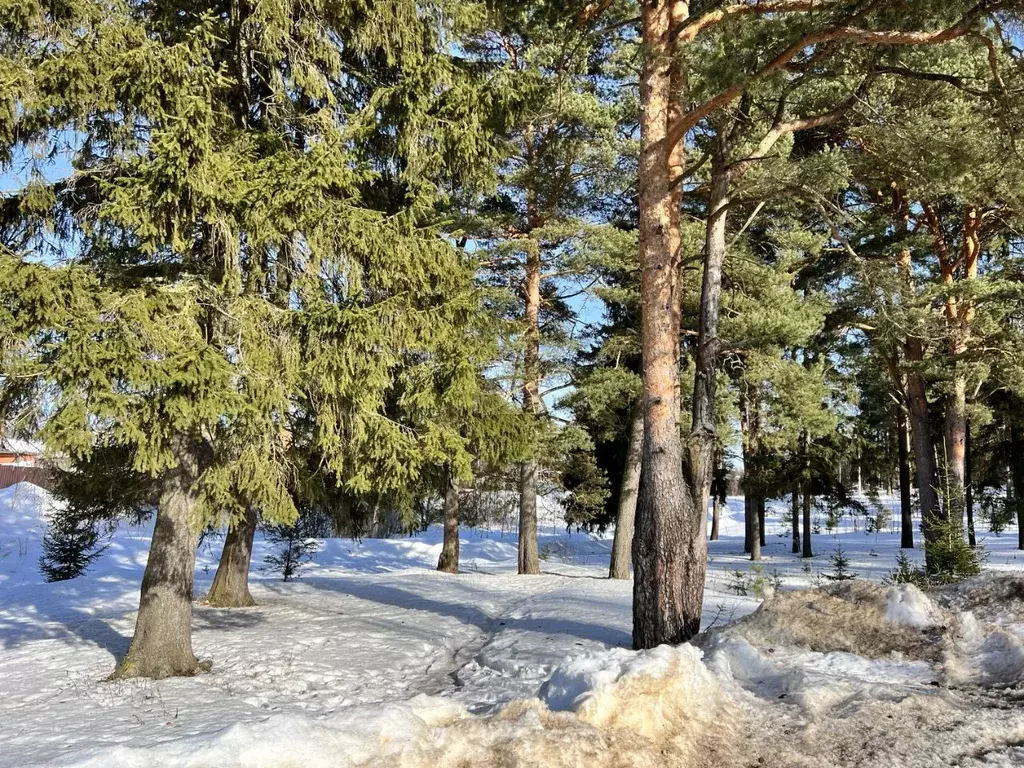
1;0;507;678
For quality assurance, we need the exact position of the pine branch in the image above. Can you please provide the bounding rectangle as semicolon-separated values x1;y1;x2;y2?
666;2;1001;151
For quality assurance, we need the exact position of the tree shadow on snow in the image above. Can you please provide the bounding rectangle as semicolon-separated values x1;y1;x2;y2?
278;576;632;648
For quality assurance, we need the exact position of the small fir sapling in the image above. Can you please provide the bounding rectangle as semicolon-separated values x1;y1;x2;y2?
263;517;320;582
824;543;858;581
38;509;109;582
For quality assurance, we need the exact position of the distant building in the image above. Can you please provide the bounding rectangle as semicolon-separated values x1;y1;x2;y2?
0;438;45;467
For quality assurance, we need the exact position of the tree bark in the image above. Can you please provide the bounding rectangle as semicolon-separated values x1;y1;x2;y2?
802;488;813;558
758;496;766;548
610;401;643;579
897;403;914;548
896;203;942;562
437;473;460;574
943;375;969;525
633;0;702;650
690;131;729;518
113;438;205;679
750;494;762;562
518;236;542;576
791;487;800;553
710;483;721;542
1012;424;1024;551
207;506;257;608
965;421;976;547
740;389;753;555
930;203;978;545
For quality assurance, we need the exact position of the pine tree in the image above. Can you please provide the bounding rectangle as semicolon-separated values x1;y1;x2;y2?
460;1;632;574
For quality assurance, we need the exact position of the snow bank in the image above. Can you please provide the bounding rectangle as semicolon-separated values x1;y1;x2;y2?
60;695;467;768
58;645;740;768
712;580;944;662
541;643;726;740
886;584;942;629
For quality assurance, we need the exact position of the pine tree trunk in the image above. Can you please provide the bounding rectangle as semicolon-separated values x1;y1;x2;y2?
758;496;766;548
1012;424;1024;551
610;401;643;579
905;358;942;562
518;460;540;574
897;404;914;548
113;438;204;679
437;473;460;574
744;494;754;554
944;375;968;528
691;136;729;529
633;0;703;650
802;488;813;558
791;488;800;554
710;492;720;541
740;392;753;555
934;204;978;547
898;228;942;564
207;506;257;608
518;237;541;576
749;496;762;562
965;421;976;547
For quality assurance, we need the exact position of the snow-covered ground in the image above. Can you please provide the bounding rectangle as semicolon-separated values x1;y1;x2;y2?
2;483;1024;767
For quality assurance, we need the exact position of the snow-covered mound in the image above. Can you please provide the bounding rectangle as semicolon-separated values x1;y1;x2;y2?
700;578;1024;767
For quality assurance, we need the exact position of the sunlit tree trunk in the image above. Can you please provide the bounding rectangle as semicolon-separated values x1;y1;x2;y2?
610;401;643;579
437;472;460;574
518;234;542;576
207;507;257;608
113;436;204;679
633;0;703;650
965;422;976;547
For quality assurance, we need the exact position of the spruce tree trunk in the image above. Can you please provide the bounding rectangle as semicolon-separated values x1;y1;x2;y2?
633;0;703;650
207;507;257;608
437;473;460;574
1012;424;1024;551
802;488;813;558
791;488;800;554
965;422;976;548
610;401;643;579
897;405;914;548
518;238;541;576
113;438;204;679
